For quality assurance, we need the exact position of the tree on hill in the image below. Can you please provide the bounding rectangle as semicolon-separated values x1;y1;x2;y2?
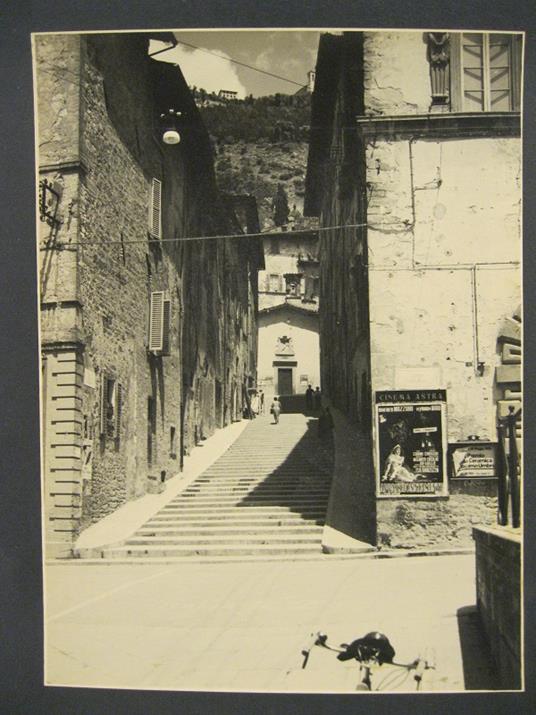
272;184;290;227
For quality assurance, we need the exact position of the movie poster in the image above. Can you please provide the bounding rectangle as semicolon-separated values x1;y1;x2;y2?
375;390;448;497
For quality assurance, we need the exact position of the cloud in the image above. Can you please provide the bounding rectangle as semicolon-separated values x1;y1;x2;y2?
150;40;247;98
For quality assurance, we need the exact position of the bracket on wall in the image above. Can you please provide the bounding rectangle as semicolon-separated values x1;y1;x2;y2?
427;32;450;110
39;178;62;227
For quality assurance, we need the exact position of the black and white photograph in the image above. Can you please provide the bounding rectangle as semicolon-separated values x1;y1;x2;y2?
30;24;524;696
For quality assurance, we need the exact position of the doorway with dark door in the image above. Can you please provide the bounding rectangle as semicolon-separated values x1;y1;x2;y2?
277;367;293;395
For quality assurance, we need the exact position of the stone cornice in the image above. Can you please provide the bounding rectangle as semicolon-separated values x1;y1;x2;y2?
355;112;520;140
39;158;88;175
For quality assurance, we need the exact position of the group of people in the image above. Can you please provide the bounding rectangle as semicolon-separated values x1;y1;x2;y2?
267;386;333;440
305;384;322;412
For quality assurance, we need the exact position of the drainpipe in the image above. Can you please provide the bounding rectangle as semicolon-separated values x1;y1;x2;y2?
471;265;485;376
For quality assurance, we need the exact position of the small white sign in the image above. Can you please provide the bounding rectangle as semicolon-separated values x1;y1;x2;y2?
83;367;96;389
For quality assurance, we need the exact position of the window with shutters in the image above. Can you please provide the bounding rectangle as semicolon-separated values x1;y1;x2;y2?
100;374;123;442
450;33;522;112
148;178;162;239
149;291;171;355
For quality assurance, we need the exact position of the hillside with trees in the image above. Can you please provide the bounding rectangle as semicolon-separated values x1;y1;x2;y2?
197;91;317;232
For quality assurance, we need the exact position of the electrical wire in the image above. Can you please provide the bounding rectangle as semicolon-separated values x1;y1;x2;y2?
41;223;368;248
173;39;305;88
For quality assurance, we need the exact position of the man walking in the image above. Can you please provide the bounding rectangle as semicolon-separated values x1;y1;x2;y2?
270;396;282;424
305;384;314;411
314;386;322;411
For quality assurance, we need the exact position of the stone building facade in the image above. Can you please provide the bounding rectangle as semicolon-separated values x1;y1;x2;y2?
257;230;320;398
305;31;522;549
36;33;262;557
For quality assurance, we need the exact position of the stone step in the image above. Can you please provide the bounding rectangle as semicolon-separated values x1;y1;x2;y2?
126;533;322;546
168;494;330;504
97;543;324;558
146;515;325;527
180;487;331;497
159;504;327;514
135;525;324;537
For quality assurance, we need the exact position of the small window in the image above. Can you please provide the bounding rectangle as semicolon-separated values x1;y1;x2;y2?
100;374;123;441
148;178;162;239
149;291;171;355
285;274;302;297
170;426;177;458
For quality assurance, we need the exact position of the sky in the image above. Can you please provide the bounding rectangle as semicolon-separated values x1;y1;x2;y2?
150;31;321;98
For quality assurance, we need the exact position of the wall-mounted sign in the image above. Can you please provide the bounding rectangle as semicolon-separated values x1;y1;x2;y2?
375;389;448;498
449;441;497;479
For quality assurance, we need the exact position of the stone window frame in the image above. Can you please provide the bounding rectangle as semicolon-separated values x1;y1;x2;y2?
450;32;522;113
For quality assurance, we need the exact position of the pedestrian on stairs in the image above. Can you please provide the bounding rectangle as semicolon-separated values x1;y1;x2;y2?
270;396;282;424
314;386;322;411
305;384;314;411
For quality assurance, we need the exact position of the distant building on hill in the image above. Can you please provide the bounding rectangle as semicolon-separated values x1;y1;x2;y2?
294;69;316;96
218;89;239;100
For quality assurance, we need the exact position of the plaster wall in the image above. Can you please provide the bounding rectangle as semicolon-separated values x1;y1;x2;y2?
363;32;432;116
367;135;521;440
257;309;320;398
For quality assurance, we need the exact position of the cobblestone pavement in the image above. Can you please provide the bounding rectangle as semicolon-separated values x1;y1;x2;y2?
45;553;499;692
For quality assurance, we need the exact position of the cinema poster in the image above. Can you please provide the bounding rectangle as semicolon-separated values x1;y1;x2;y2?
375;390;448;498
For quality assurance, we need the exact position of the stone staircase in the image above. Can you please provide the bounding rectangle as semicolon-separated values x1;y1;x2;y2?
90;413;335;562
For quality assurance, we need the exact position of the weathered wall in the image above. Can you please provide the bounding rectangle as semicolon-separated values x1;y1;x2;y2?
474;526;522;689
37;34;261;551
257;307;320;397
368;136;521;441
77;35;184;524
377;483;498;549
306;31;521;550
363;32;432;116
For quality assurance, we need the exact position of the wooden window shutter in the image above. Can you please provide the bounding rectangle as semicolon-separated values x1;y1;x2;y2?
511;35;523;112
99;373;107;436
115;383;123;437
149;178;162;239
149;291;165;352
162;299;171;355
449;33;462;112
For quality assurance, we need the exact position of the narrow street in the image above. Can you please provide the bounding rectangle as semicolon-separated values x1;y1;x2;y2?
82;411;334;561
46;412;499;692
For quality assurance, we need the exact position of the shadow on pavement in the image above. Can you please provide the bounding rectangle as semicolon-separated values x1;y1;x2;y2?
456;605;499;690
238;402;335;524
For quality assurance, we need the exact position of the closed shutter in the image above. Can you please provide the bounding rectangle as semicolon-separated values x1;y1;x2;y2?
99;373;107;436
162;299;171;355
149;178;162;239
115;383;123;437
149;291;165;352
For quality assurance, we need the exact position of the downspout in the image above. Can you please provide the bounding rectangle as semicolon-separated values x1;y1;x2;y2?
471;265;484;376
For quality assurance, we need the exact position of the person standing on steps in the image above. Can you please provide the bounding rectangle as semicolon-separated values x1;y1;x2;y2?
305;384;314;411
314;386;322;411
270;396;282;424
258;390;265;414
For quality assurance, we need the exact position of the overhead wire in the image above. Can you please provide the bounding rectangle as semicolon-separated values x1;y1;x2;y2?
172;39;306;88
41;223;369;248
